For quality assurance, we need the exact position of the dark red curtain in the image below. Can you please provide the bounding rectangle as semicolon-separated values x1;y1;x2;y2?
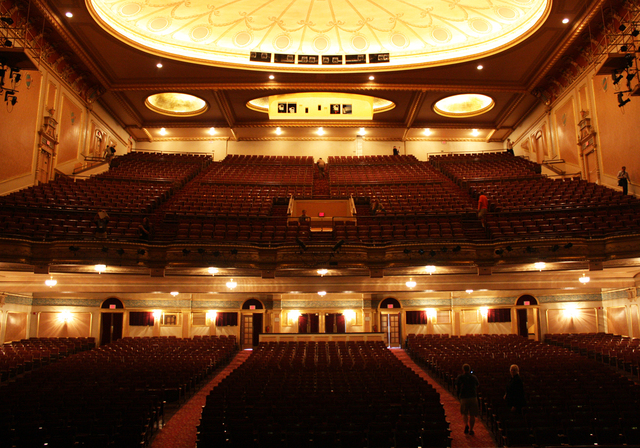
298;314;309;333
129;311;154;326
336;314;346;333
406;311;428;325
517;309;528;337
325;314;336;333
488;308;511;323
252;313;263;346
309;314;319;333
100;313;123;345
216;312;238;326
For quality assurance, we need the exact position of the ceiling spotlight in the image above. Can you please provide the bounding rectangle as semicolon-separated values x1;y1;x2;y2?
562;18;569;24
620;45;628;52
318;291;327;296
94;264;107;273
269;74;275;80
226;279;237;289
618;92;631;107
579;273;590;284
317;127;325;136
208;267;219;275
65;12;73;18
170;291;179;297
534;262;546;271
208;127;216;135
425;265;436;275
45;277;57;287
369;75;375;80
612;71;623;85
406;278;416;288
466;289;473;294
477;64;483;70
275;127;282;135
3;39;12;47
472;129;480;137
424;128;432;136
317;269;328;276
156;62;163;68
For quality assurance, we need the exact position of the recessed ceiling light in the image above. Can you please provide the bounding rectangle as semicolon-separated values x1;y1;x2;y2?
472;129;480;136
275;127;282;135
477;64;483;70
358;127;366;136
423;128;432;136
156;62;163;68
170;291;179;296
65;12;73;18
318;291;327;296
317;127;325;136
369;75;375;80
226;279;237;289
208;267;218;275
269;74;275;80
208;127;216;135
562;18;569;24
406;278;416;288
45;277;57;287
159;127;167;135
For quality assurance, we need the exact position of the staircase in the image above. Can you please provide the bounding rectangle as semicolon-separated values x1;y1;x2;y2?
312;166;330;199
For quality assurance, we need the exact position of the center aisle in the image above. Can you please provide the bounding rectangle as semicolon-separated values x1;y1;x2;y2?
150;349;252;448
392;348;497;448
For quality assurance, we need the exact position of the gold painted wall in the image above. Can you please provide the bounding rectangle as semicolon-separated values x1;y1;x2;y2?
5;312;27;342
0;70;41;182
58;95;83;164
554;97;579;167
546;308;596;334
592;74;640;180
38;312;91;338
607;306;629;336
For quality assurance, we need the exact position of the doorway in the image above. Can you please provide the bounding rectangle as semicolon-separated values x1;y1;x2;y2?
381;313;401;347
100;313;123;345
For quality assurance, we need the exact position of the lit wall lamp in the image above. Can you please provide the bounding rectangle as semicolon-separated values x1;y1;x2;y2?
289;310;301;325
226;278;237;290
152;310;162;320
206;310;217;323
344;309;356;321
208;267;219;275
578;273;590;284
94;264;106;273
58;311;73;323
479;307;489;318
45;276;57;287
426;308;437;322
562;305;580;319
425;265;436;275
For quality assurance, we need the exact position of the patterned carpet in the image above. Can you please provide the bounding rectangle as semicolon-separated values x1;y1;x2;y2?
149;350;252;448
392;348;497;448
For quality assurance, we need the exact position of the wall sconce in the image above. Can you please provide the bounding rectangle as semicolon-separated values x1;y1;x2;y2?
152;310;162;320
208;267;219;275
206;310;217;323
406;278;416;288
58;311;73;323
94;264;106;273
425;265;436;275
562;306;579;319
318;291;327;296
45;276;57;287
289;310;301;325
466;289;473;294
317;269;328;276
578;273;590;284
170;291;179;297
534;262;546;271
479;307;489;318
426;308;437;322
226;279;237;290
344;309;356;321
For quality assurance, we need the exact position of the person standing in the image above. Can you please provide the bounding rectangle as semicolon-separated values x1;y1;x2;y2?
393;146;400;155
477;192;488;227
506;139;514;156
504;364;526;414
618;166;630;195
455;363;480;435
317;158;326;178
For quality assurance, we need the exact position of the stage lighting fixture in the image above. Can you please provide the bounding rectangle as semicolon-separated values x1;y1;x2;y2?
101;247;109;253
551;244;560;252
4;90;17;105
429;250;436;257
197;248;206;255
3;39;11;47
13;73;20;83
116;248;125;255
182;248;191;255
0;17;14;25
403;248;411;254
619;24;627;31
452;245;461;252
612;71;623;84
627;72;636;82
213;251;221;257
564;243;573;249
441;247;448;253
137;249;146;255
506;246;513;252
624;53;634;68
495;249;504;255
418;249;425;255
618;92;631;107
621;45;628;52
230;249;238;255
632;29;639;37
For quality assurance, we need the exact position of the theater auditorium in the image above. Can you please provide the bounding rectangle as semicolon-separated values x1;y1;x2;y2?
1;0;640;446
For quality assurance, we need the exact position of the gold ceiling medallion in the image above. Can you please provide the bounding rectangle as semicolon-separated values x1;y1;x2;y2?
145;92;209;117
433;94;495;118
247;93;395;120
87;0;551;72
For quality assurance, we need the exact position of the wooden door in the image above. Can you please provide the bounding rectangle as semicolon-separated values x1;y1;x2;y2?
242;314;253;348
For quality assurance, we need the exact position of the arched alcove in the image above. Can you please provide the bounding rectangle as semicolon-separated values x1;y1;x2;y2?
101;297;124;309
379;297;401;309
242;298;264;310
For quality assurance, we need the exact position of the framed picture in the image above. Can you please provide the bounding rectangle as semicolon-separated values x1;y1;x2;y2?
287;103;297;113
278;103;286;113
330;104;341;114
342;104;352;114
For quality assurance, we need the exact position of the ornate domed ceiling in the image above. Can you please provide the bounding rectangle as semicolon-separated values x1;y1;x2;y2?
87;0;551;72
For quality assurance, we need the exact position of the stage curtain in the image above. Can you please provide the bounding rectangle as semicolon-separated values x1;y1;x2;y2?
406;310;428;325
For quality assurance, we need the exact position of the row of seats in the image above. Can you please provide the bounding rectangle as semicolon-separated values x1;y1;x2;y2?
327;155;419;165
198;341;450;448
406;333;640;447
0;335;237;448
222;155;314;165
